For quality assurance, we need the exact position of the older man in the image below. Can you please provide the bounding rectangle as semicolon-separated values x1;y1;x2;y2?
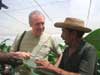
11;10;61;75
36;17;97;75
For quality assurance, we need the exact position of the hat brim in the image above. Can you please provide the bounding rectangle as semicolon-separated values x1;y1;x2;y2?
54;22;91;33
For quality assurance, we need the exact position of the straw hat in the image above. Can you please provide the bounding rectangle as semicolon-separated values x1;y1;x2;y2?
54;17;91;32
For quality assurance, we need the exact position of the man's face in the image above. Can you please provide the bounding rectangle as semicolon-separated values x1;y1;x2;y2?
61;28;71;44
30;15;45;36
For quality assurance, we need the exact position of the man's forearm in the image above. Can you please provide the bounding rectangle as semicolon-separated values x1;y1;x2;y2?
49;63;80;75
0;52;10;62
55;53;62;67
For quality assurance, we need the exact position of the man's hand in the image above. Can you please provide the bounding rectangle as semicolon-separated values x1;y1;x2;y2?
8;52;31;59
35;59;53;70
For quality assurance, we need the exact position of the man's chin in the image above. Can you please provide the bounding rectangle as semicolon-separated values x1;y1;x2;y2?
35;33;43;37
64;41;68;45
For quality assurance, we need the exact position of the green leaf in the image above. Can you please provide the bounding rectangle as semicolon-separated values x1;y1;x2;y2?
0;38;10;52
84;28;100;58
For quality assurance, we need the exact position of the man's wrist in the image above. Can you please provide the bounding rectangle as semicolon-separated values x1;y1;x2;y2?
49;64;63;75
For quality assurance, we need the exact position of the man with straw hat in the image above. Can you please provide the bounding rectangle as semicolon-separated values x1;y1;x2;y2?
35;17;97;75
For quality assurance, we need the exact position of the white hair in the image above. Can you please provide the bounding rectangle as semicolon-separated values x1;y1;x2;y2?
29;10;45;26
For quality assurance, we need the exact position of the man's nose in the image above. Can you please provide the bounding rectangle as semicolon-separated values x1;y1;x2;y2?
61;33;63;39
61;34;63;38
39;24;44;28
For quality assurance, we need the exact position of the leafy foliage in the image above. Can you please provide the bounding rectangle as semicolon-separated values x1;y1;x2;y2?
0;39;12;75
48;51;58;64
48;43;65;64
0;39;11;52
84;28;100;58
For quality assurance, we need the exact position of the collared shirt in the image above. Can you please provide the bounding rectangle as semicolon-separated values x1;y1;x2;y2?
59;40;97;75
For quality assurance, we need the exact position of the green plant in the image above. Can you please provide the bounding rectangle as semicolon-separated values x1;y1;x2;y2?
48;51;58;64
0;38;11;52
84;28;100;58
0;38;12;75
48;43;65;64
